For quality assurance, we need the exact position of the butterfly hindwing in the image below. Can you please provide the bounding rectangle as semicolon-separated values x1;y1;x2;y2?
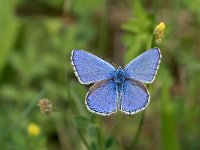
71;50;115;84
125;48;161;83
120;79;150;114
86;80;117;116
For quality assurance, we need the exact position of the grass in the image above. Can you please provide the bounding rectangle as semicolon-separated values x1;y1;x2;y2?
0;0;200;149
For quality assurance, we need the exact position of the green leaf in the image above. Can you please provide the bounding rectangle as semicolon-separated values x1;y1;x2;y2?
105;137;115;149
73;116;90;129
160;68;180;150
132;0;147;19
70;80;87;103
0;0;19;77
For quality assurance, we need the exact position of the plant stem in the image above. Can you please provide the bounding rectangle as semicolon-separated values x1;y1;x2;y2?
0;91;45;142
66;76;90;150
77;128;90;150
129;110;145;150
129;30;156;149
96;117;104;150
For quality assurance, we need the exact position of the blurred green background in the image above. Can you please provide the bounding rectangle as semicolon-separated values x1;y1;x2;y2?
0;0;200;150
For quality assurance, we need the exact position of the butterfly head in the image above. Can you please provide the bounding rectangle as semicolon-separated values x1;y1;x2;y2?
114;67;125;85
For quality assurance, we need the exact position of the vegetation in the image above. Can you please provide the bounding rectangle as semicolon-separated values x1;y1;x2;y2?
0;0;200;149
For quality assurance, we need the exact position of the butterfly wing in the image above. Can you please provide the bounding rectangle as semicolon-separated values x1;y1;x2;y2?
71;50;116;84
86;79;117;116
120;79;149;114
124;48;161;83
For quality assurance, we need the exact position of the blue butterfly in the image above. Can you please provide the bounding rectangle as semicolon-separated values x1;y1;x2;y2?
71;48;162;116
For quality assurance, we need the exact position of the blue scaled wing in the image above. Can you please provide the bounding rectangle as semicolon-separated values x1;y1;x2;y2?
124;48;161;83
86;80;117;116
71;50;116;84
120;79;149;114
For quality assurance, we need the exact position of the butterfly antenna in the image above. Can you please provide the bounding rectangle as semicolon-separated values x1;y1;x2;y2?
101;57;118;68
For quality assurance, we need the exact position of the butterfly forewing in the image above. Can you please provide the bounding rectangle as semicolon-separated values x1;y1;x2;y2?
71;50;115;84
125;48;161;83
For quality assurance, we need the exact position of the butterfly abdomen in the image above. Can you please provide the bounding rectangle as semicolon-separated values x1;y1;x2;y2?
114;67;126;110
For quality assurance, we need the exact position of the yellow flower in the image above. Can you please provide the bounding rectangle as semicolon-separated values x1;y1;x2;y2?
27;123;41;136
154;22;166;44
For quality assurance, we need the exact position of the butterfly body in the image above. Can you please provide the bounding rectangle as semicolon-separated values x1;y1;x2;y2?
114;67;125;110
71;48;161;116
114;67;125;85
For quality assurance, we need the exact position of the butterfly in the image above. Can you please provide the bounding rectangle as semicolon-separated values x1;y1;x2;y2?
71;48;162;116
